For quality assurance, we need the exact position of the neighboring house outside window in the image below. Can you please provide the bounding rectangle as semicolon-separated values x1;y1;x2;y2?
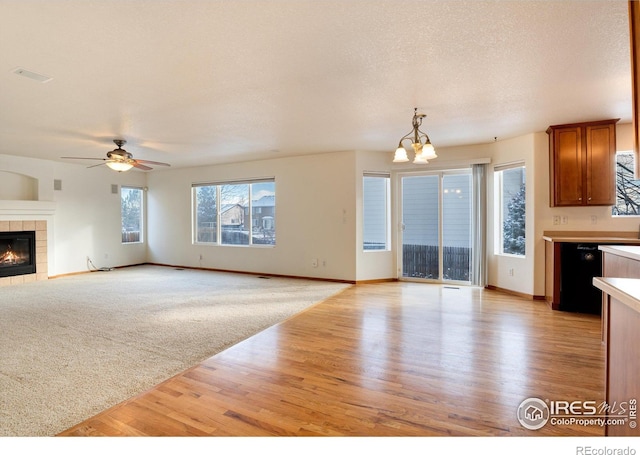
121;186;144;244
251;194;276;244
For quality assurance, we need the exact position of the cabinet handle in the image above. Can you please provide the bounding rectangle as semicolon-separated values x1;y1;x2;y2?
579;197;582;201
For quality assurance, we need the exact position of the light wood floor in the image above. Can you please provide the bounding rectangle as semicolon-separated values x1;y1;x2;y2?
58;282;605;436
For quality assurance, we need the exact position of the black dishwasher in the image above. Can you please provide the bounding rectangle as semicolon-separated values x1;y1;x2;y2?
559;243;602;315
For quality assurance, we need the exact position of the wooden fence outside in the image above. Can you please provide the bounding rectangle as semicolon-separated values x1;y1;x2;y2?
122;231;141;243
402;244;471;281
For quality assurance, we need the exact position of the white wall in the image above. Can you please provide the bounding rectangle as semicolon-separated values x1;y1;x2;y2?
355;150;395;281
0;155;147;276
486;134;536;296
146;151;358;281
0;154;53;201
4;121;635;288
0;171;38;200
51;162;148;275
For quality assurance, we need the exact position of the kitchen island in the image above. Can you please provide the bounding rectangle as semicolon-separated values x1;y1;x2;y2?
599;245;640;340
593;247;640;437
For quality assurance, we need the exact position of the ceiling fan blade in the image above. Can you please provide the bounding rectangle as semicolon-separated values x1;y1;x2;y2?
86;162;107;169
135;159;171;166
132;161;153;171
61;157;107;161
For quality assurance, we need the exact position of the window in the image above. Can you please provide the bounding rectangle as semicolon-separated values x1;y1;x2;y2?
220;183;249;245
194;186;217;242
613;151;640;216
193;179;275;246
121;186;143;243
363;173;390;251
494;163;525;256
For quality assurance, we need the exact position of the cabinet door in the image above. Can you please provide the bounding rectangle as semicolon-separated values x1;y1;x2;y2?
586;123;616;205
551;126;583;206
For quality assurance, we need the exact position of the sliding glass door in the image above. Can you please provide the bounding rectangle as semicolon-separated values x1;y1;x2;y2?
400;170;472;283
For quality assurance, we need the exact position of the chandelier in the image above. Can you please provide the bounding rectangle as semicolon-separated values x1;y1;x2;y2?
392;108;437;164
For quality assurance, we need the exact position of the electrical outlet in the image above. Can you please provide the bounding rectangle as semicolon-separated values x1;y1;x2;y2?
561;215;568;225
199;254;203;260
312;258;318;268
591;215;597;225
508;268;514;277
553;216;560;225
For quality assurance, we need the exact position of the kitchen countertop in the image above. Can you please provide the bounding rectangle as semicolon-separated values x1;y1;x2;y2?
593;277;640;314
598;245;640;261
542;230;640;244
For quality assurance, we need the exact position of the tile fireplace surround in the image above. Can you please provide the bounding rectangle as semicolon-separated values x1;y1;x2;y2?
0;220;48;286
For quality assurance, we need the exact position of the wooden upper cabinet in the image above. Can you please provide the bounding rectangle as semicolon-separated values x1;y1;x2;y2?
547;119;619;207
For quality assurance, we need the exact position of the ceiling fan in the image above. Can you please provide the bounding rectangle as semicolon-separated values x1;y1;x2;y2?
61;139;171;172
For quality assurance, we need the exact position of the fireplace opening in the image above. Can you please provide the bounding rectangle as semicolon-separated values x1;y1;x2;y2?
0;231;36;278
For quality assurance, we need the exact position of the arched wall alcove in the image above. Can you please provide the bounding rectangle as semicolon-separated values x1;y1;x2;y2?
0;171;38;201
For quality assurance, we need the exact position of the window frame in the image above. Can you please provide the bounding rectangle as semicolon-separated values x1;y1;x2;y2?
494;162;526;257
192;178;275;247
612;150;640;217
121;186;144;244
362;172;391;252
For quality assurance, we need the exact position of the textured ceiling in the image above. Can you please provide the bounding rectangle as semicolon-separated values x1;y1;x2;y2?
0;0;633;169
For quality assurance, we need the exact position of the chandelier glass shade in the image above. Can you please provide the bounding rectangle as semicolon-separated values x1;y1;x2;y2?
393;108;437;164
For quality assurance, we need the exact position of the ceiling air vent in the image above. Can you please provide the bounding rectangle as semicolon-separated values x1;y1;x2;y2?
12;67;53;83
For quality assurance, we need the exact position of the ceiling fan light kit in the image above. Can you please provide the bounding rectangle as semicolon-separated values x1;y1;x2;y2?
105;140;135;172
61;139;170;172
393;108;437;164
105;161;134;172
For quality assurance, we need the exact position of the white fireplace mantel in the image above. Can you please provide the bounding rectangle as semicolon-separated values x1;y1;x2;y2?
0;200;56;216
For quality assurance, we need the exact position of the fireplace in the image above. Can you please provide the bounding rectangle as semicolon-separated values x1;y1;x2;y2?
0;231;36;278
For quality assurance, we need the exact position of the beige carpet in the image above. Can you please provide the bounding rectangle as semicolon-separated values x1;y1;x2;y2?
0;265;350;437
